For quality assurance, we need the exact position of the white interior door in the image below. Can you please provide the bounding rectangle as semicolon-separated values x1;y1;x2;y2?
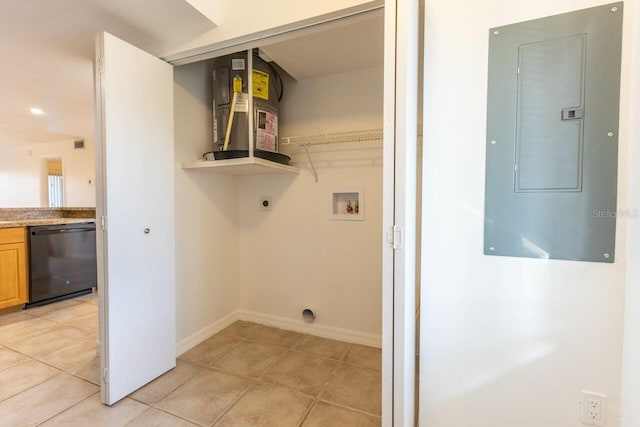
95;31;176;405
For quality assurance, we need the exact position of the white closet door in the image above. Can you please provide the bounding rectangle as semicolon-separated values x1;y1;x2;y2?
95;31;176;405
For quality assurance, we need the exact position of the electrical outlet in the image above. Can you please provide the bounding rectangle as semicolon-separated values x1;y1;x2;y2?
260;196;272;211
581;390;607;426
587;399;601;421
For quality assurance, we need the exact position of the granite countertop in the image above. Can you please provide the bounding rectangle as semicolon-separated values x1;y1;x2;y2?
0;218;96;229
0;207;96;229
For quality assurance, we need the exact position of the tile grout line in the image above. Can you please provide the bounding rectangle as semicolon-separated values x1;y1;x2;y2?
0;352;34;374
0;366;63;404
209;381;257;426
307;342;383;419
199;363;254;381
295;342;355;426
147;363;258;427
4;337;99;375
315;363;383;418
29;312;99;334
254;334;304;382
205;325;304;376
318;342;353;397
33;389;101;426
297;397;320;426
177;327;258;372
316;398;382;419
145;405;202;426
0;327;63;352
315;350;383;418
124;406;154;426
128;360;202;406
200;323;265;366
64;369;101;388
14;354;101;397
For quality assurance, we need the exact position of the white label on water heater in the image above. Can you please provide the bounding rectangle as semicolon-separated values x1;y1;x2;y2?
232;58;245;70
235;93;249;113
256;110;278;153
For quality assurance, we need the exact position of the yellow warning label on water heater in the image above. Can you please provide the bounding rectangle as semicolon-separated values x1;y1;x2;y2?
252;70;269;100
233;76;242;93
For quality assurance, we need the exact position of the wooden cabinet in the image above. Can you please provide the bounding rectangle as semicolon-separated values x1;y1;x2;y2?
0;227;27;309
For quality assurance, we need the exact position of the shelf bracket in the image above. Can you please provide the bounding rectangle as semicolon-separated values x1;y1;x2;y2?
303;144;319;183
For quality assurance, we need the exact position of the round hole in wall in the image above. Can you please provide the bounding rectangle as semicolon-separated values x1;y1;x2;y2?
302;308;316;323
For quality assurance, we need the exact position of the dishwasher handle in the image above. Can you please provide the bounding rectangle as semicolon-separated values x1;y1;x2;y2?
31;226;96;236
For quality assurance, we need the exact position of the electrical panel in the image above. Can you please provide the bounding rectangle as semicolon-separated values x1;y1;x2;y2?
484;3;623;262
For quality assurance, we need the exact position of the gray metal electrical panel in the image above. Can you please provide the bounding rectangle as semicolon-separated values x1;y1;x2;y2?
484;3;623;263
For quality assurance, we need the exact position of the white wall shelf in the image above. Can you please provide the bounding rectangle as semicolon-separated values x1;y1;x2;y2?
181;157;300;175
280;129;383;183
281;129;383;152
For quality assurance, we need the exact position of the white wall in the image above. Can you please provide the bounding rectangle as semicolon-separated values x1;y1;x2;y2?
0;138;95;207
237;66;384;341
620;1;640;426
420;1;637;426
173;61;240;348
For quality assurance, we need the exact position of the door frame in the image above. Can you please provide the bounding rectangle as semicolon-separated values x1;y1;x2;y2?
94;33;109;403
382;0;419;425
98;1;419;422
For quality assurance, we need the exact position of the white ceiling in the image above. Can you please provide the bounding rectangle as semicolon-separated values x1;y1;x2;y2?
260;12;384;80
0;0;215;147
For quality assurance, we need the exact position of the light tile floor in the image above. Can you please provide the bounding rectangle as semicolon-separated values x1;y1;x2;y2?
0;294;382;426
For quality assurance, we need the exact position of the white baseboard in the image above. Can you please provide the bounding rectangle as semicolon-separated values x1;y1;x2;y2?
238;309;382;348
175;310;240;356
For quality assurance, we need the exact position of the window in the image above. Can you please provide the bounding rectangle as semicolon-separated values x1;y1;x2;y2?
46;158;64;207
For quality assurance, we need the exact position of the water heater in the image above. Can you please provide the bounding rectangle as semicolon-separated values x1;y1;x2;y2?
212;50;283;160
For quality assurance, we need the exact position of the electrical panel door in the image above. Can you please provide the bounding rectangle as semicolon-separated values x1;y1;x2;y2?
516;35;586;192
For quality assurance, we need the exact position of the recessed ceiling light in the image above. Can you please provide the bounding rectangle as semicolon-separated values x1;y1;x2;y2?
30;107;44;115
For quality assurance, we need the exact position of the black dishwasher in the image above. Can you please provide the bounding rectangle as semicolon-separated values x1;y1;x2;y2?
26;223;97;308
